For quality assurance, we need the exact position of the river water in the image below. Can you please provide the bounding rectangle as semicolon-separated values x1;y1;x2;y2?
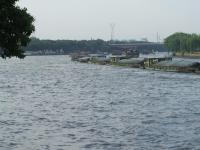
0;55;200;150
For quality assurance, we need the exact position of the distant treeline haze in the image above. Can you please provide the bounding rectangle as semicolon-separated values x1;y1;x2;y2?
25;37;110;53
24;37;167;54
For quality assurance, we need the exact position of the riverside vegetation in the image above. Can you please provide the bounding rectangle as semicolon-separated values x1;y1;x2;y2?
165;32;200;58
23;32;200;58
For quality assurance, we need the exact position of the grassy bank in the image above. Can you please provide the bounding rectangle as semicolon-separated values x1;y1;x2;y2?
175;52;200;59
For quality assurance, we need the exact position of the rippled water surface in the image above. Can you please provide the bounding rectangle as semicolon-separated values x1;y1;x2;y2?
0;55;200;150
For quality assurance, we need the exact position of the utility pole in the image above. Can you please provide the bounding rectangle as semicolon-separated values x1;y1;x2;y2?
110;23;115;43
156;32;159;43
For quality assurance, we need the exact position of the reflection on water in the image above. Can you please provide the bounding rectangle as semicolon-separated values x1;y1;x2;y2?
0;56;200;150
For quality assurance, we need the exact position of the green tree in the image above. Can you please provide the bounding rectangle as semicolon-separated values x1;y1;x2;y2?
0;0;35;58
164;32;200;53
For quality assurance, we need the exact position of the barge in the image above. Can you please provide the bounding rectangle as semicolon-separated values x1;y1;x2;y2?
70;51;200;74
152;59;200;73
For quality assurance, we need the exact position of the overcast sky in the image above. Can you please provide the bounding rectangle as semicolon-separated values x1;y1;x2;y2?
18;0;200;41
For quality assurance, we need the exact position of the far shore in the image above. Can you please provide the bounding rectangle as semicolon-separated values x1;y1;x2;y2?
175;52;200;59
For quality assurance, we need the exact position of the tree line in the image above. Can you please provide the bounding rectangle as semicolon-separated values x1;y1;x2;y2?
23;38;167;54
164;32;200;53
25;37;111;54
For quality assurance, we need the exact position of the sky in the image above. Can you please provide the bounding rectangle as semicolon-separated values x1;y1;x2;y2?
18;0;200;42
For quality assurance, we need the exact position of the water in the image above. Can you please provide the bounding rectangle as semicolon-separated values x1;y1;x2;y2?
0;55;200;150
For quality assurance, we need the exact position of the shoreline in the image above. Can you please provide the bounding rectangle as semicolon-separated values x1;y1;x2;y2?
175;52;200;59
175;55;200;59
